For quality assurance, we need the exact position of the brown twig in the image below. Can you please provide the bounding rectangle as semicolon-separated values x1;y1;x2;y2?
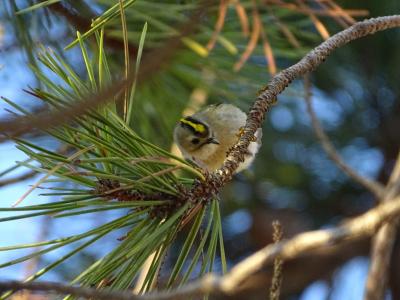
316;0;356;27
233;0;250;37
266;6;301;49
256;6;277;75
0;281;141;300
365;153;400;300
313;0;349;28
303;75;385;197
269;221;283;300
0;171;37;187
264;0;368;19
297;0;331;40
206;0;228;51
233;0;261;71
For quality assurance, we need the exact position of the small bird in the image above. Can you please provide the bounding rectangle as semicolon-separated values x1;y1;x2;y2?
173;103;262;173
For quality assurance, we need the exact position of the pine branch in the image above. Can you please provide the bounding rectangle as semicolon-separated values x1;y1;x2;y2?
0;1;211;142
14;14;397;226
187;15;400;208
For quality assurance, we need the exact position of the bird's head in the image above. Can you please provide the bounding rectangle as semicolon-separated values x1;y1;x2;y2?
174;116;220;153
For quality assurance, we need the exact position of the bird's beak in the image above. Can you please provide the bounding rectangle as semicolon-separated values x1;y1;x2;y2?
207;137;220;145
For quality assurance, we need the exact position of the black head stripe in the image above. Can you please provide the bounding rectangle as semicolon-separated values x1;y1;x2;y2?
180;120;195;133
179;117;209;137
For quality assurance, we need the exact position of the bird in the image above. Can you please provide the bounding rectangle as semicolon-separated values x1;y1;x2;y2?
173;103;262;173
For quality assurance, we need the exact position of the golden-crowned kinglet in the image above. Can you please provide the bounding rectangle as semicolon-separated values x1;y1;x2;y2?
173;103;262;172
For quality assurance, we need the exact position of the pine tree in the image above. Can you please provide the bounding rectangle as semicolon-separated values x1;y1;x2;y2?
0;1;399;300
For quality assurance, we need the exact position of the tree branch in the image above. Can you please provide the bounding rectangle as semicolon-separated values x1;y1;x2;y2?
0;171;37;187
365;152;400;300
0;280;141;300
236;236;370;298
303;75;385;197
188;15;400;206
2;195;400;300
209;198;400;298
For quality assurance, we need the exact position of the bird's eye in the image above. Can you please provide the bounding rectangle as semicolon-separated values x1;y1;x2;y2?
191;138;200;145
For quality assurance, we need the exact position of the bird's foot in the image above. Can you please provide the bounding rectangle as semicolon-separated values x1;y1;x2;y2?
236;126;245;138
237;127;257;142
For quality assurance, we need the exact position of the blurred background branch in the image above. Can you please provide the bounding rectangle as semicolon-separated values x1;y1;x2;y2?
365;152;400;300
304;75;385;197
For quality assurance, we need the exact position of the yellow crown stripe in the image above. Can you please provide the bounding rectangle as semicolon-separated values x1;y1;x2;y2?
180;118;206;133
